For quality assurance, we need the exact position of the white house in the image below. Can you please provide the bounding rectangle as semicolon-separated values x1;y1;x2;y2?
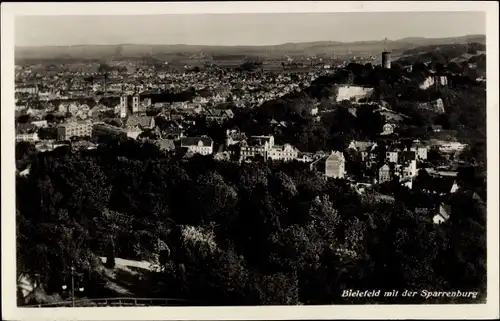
267;144;299;162
31;120;48;128
181;136;214;156
381;123;396;135
410;146;428;161
433;203;451;225
16;132;39;143
386;151;399;164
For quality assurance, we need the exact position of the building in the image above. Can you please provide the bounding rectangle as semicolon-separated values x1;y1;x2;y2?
206;109;234;123
15;84;39;95
386;150;399;164
267;144;299;162
163;127;184;140
119;94;141;118
57;121;93;141
92;122;126;139
16;132;39;143
325;151;346;179
125;116;156;130
419;75;449;90
31;120;48;128
401;160;417;179
398;151;417;179
436;141;467;153
226;129;247;146
181;136;214;155
433;203;451;225
348;140;377;161
239;135;275;161
297;152;314;163
417;98;445;113
410;146;428;161
382;51;391;69
381;123;396;135
400;150;416;164
334;85;375;103
156;139;176;152
378;164;392;183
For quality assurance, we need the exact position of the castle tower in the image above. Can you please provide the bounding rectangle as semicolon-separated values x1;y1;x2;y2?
382;51;392;69
382;38;391;69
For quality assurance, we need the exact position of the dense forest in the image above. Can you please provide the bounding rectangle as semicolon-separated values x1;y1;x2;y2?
16;137;486;305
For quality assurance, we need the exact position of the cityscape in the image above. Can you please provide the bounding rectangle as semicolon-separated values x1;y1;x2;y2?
11;11;488;310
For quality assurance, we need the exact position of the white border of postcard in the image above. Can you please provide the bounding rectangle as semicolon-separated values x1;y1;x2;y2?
2;1;499;320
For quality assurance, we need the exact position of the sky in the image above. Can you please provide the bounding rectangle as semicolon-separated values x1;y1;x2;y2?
15;12;485;47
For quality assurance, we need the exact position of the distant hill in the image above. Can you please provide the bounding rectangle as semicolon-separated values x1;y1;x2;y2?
15;34;486;63
394;42;486;65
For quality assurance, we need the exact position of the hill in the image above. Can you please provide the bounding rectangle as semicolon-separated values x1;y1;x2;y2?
15;34;486;63
393;42;486;65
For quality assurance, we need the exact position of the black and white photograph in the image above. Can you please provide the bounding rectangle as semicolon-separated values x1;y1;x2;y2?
2;2;499;320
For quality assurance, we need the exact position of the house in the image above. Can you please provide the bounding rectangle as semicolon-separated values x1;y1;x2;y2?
156;139;176;152
126;116;155;130
297;152;314;163
325;151;346;179
436;141;467;153
68;103;80;116
16;132;39;143
386;150;399;164
16;123;37;134
401;160;417;179
410;145;428;161
417;98;445;114
400;150;416;164
419;75;448;90
348;141;377;161
381;123;396;135
57;121;92;141
92;122;126;139
450;181;460;194
214;151;231;161
181;136;213;155
58;103;69;113
126;128;143;140
267;144;299;162
239;135;275;161
399;151;417;176
378;164;392;183
206;109;234;123
19;166;31;177
31;120;48;128
433;203;452;225
163;127;184;140
226;129;247;146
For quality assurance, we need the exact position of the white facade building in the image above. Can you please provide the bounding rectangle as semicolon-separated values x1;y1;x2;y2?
267;144;299;162
181;137;214;155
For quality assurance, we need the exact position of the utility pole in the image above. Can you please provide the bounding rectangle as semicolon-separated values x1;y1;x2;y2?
62;263;84;307
71;266;75;307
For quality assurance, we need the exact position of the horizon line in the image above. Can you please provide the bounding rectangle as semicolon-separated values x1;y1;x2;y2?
15;33;486;49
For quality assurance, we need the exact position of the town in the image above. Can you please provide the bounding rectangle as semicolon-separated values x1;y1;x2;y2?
14;35;487;307
15;47;485;226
